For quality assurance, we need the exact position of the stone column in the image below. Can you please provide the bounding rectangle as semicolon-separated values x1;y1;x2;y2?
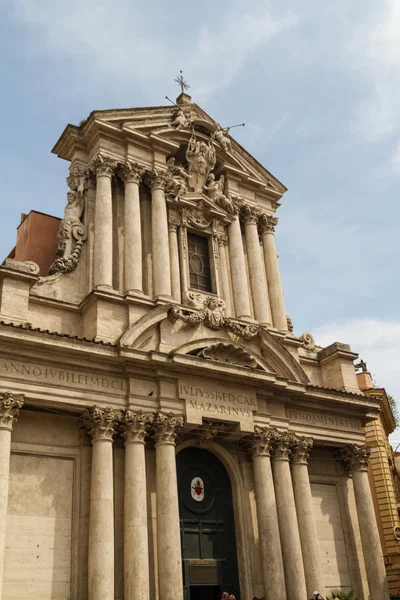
228;214;251;319
91;155;117;290
153;412;184;600
271;433;307;600
121;410;152;600
259;214;287;331
291;437;325;598
81;406;117;600
151;173;172;301
121;162;144;295
168;219;181;303
0;392;23;598
251;427;286;600
341;445;390;599
217;234;232;316
243;206;271;325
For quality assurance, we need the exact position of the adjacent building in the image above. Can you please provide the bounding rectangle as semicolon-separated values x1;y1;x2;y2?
0;92;390;600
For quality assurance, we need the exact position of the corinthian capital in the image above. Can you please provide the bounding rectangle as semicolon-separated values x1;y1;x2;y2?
340;444;370;473
241;203;259;226
291;436;313;465
153;412;183;444
259;213;278;235
120;409;153;443
148;169;168;191
80;406;117;441
0;392;24;431
251;426;276;457
120;160;144;184
90;153;117;178
271;432;294;461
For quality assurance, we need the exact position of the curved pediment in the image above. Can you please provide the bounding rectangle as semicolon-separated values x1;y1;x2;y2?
119;305;309;384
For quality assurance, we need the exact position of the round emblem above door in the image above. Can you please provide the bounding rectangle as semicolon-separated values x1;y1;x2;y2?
191;477;205;502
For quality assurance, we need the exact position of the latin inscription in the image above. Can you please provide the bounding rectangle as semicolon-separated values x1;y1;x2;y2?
179;380;257;432
0;358;125;394
286;408;362;431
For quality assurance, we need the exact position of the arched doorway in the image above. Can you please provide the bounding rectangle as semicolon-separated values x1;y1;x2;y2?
177;446;240;600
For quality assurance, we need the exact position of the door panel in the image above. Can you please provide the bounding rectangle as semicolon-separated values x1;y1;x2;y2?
177;447;240;600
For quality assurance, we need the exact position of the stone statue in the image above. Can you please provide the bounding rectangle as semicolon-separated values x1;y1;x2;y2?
172;108;191;131
165;157;190;202
212;123;232;152
203;296;225;329
186;134;216;192
204;174;235;214
49;168;88;275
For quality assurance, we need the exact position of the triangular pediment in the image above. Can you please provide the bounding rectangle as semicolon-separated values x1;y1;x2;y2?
52;102;286;197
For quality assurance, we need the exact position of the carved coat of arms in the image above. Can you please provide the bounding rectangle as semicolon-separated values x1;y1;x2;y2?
186;135;216;192
191;477;205;502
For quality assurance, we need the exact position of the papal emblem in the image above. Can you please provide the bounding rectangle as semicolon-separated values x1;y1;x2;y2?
191;477;205;502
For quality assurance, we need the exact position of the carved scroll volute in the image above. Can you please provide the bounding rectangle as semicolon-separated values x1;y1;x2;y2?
340;444;371;473
90;153;117;178
291;436;313;465
152;412;184;445
0;392;24;431
80;406;117;442
120;409;153;444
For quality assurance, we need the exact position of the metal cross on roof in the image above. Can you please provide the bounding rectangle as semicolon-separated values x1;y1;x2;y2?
174;70;190;94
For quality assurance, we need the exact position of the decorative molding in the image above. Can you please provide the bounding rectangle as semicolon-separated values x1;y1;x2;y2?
120;409;153;443
300;332;316;351
258;213;278;235
251;426;276;457
90;153;117;178
152;412;183;444
80;406;117;442
3;258;40;275
199;342;257;369
340;444;371;473
291;436;313;465
0;392;24;431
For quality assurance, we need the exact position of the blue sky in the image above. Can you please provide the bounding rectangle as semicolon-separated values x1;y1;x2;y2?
1;0;399;438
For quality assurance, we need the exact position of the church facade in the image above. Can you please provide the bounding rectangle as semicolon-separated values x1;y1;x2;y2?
0;92;390;600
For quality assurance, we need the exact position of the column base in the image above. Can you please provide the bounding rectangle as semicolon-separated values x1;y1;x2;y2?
155;295;174;304
95;284;115;292
124;289;145;298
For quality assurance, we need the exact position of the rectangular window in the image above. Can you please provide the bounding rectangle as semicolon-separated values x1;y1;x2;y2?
188;233;213;293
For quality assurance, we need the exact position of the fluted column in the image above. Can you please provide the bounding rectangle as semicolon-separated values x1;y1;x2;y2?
81;406;116;600
121;162;144;295
168;219;181;303
291;437;325;598
259;214;287;331
341;445;390;599
271;433;307;600
251;427;286;600
91;155;117;290
153;412;184;600
228;214;251;319
217;234;232;316
243;206;271;325
0;392;23;599
121;410;152;600
151;173;172;301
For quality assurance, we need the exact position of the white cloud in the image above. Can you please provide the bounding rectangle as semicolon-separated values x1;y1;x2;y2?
349;1;400;142
8;0;298;101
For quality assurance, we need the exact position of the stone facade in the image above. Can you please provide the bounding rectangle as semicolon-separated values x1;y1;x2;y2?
0;93;389;599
